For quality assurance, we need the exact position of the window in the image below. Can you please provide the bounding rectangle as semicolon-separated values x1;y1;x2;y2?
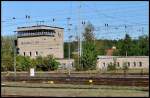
30;52;32;56
16;48;19;54
134;62;136;67
24;52;25;56
117;62;120;67
128;62;130;67
35;51;38;56
139;62;142;67
103;63;105;67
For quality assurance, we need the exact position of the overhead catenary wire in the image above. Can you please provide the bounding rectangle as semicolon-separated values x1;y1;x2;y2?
1;2;148;40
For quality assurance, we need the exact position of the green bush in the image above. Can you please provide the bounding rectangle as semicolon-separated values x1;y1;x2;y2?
122;62;129;71
16;55;32;71
107;63;117;71
16;55;60;71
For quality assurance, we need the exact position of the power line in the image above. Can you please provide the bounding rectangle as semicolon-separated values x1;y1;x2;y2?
2;4;147;23
82;2;147;25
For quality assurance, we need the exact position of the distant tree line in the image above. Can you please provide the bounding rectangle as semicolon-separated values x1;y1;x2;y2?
64;34;149;58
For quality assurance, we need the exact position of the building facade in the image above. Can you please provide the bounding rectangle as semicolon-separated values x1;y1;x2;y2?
16;25;74;69
97;56;149;70
16;25;64;58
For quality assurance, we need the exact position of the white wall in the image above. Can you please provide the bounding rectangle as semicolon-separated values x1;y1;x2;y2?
97;56;149;70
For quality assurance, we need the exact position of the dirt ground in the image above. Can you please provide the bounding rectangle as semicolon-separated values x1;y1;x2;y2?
1;82;149;97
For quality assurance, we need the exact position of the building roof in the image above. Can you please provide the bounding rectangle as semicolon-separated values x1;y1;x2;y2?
97;55;149;59
106;49;114;56
16;25;64;32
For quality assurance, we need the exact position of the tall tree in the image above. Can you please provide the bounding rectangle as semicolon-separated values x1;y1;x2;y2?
138;35;149;56
1;36;14;71
81;22;97;70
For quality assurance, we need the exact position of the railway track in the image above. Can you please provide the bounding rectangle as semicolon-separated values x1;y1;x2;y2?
2;76;149;87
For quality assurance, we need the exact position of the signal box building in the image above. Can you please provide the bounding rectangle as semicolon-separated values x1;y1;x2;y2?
16;25;74;69
16;25;64;58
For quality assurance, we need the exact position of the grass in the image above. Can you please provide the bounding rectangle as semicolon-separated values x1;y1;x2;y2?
1;82;149;97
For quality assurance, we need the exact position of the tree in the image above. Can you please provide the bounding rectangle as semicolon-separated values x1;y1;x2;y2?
16;55;32;71
138;35;149;56
113;34;149;56
72;53;80;71
107;57;117;71
43;55;60;71
113;34;133;56
30;58;37;68
50;57;60;70
81;22;98;70
1;36;14;71
35;56;46;71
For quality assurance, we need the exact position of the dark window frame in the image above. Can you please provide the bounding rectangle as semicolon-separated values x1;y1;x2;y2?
134;62;136;67
139;62;142;67
36;51;38;56
30;52;32;56
128;62;130;67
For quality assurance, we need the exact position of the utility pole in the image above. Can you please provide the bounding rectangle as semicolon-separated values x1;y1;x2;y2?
12;17;17;81
68;35;72;76
13;31;17;81
79;4;82;57
78;2;82;69
25;15;30;26
67;17;71;76
125;25;127;57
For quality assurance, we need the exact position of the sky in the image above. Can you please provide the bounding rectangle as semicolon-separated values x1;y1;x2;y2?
1;1;149;41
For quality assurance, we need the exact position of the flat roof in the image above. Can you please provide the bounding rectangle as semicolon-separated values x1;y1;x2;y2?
16;25;64;32
97;55;149;58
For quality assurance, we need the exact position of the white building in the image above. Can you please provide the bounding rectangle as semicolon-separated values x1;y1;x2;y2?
97;56;149;70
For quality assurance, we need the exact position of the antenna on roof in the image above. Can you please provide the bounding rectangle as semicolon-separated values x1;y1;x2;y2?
52;18;55;26
36;21;39;26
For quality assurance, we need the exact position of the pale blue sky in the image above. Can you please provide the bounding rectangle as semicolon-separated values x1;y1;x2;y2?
1;1;149;41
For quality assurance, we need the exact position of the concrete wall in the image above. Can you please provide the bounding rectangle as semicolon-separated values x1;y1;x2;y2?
17;27;64;59
56;59;74;69
97;56;149;70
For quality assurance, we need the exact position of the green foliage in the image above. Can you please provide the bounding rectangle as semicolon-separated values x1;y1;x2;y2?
34;55;60;71
113;34;149;56
107;58;117;71
16;55;60;71
81;22;98;70
107;63;116;71
30;59;37;68
2;32;149;71
64;41;78;58
122;62;129;71
1;36;14;71
72;53;81;71
43;55;60;71
83;22;95;42
81;42;97;70
16;55;32;71
138;35;149;55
